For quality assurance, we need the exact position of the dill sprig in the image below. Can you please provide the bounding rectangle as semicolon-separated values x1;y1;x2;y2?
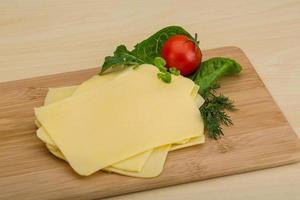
200;83;236;139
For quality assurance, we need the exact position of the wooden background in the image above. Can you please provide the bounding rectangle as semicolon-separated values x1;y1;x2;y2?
1;0;300;199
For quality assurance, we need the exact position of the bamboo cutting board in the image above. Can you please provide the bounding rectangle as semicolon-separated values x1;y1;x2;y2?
0;46;300;200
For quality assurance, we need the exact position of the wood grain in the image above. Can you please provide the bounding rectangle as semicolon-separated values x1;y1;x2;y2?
1;1;300;199
0;46;299;200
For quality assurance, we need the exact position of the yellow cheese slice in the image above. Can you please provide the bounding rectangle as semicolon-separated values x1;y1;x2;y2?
105;145;171;178
44;86;78;105
45;136;204;178
37;67;204;171
42;128;162;177
109;150;151;172
41;83;204;177
46;136;205;161
195;94;204;109
171;135;205;151
191;84;199;98
37;127;56;146
35;65;203;176
43;130;205;161
46;143;171;178
38;75;153;172
36;69;205;175
70;70;154;172
38;127;152;171
46;144;65;160
36;66;205;175
73;69;128;95
37;87;204;148
38;79;204;153
37;82;205;176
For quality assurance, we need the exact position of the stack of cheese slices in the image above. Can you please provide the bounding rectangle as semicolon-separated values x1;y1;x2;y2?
35;64;205;178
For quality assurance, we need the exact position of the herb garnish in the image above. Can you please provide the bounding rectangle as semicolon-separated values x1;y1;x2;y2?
191;57;242;94
153;57;171;83
100;26;192;74
199;83;236;139
191;57;242;139
99;26;242;139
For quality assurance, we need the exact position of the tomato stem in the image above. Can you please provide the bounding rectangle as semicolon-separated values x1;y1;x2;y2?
193;33;200;50
185;33;200;50
195;33;200;45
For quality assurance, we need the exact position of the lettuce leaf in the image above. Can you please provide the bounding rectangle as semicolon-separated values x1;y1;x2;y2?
192;57;242;94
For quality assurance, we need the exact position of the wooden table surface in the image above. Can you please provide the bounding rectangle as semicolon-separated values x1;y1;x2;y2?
1;0;300;199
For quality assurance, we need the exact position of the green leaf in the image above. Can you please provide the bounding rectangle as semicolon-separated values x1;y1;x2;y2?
192;58;242;140
169;67;180;76
153;57;167;72
99;26;243;140
153;57;173;83
157;72;171;83
131;26;192;64
100;26;192;74
100;45;145;74
192;57;242;94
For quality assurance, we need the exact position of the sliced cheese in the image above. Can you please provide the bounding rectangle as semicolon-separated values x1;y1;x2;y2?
73;69;127;95
46;144;65;160
38;75;152;172
37;127;56;146
41;83;204;177
105;145;171;178
37;68;205;175
171;135;205;151
195;94;205;109
191;84;199;98
46;143;171;178
44;86;77;105
111;150;151;172
35;65;203;175
45;136;204;178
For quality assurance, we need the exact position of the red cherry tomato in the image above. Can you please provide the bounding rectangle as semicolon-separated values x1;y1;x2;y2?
162;35;202;76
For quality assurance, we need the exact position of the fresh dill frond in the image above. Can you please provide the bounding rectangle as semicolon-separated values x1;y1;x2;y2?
200;83;236;139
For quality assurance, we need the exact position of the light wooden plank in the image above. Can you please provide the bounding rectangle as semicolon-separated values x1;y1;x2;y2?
0;47;299;199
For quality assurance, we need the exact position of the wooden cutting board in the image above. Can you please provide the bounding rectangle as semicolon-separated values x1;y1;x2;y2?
0;46;300;200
